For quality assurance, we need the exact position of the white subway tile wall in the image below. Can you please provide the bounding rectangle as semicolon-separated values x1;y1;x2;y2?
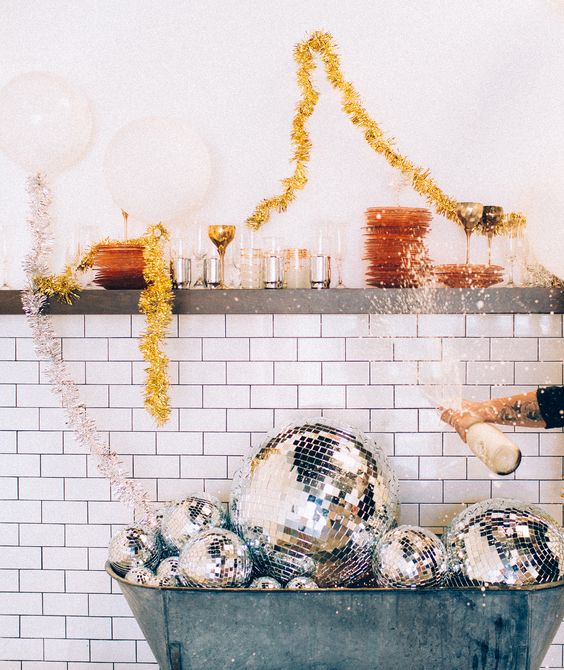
0;312;562;668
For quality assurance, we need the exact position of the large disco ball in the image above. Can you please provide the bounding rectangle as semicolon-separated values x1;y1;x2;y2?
108;526;161;576
444;498;564;586
178;528;252;588
230;418;399;587
373;525;447;588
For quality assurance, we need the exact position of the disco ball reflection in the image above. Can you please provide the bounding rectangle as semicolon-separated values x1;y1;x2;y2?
230;418;399;587
444;498;564;586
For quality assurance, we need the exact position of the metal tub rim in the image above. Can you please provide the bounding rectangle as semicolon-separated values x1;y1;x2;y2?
106;563;564;593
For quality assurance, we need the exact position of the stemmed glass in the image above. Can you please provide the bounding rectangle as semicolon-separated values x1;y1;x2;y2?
387;169;411;207
121;209;129;240
456;202;484;264
506;228;524;287
482;206;504;265
332;224;346;288
208;225;236;289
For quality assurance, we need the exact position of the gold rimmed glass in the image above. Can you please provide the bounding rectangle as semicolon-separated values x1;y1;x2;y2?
208;225;236;289
456;202;484;264
481;206;504;265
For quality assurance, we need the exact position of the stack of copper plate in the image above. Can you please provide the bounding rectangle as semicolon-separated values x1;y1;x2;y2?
364;207;433;287
93;244;146;290
434;264;504;288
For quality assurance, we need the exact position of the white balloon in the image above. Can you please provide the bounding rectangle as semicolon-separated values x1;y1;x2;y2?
104;117;211;223
0;72;92;174
525;185;564;280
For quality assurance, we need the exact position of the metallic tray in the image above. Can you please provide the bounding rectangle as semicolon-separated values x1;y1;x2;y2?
107;564;564;670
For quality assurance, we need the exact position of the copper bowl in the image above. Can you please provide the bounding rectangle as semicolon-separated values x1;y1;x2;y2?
93;244;146;290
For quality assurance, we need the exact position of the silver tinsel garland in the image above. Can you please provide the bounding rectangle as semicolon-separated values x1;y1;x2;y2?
21;173;155;524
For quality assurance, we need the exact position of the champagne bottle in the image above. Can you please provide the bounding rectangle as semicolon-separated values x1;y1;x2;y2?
465;423;522;475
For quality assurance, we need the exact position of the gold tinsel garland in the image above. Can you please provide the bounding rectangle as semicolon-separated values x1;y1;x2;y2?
247;31;525;235
35;224;173;426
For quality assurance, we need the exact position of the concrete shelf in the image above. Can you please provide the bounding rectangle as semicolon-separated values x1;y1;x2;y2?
1;287;562;314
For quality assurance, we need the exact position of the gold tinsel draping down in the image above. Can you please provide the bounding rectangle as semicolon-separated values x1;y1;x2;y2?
246;31;525;235
35;224;173;426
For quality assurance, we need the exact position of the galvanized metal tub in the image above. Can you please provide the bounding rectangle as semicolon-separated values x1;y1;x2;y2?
107;565;564;670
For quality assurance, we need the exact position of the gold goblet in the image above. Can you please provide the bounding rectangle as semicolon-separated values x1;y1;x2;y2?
482;206;504;265
456;202;484;265
208;225;236;289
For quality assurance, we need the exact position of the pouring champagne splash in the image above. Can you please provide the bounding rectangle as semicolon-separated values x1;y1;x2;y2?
422;360;521;476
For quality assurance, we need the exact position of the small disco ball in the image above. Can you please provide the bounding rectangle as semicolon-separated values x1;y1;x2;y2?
108;525;161;576
124;567;158;585
444;498;564;586
373;525;448;588
286;576;319;590
159;494;227;553
230;418;399;587
249;576;282;589
178;528;252;588
156;556;186;586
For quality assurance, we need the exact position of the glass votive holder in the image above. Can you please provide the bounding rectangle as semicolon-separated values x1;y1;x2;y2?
263;254;284;289
310;255;331;289
263;236;283;255
171;257;191;289
283;248;310;288
240;247;263;289
204;257;221;288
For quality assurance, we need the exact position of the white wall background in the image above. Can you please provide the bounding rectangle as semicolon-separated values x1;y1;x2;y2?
0;311;562;668
1;0;564;287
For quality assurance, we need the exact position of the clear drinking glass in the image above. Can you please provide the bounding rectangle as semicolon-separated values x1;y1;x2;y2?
170;238;191;289
312;225;334;257
0;225;9;288
191;222;208;288
332;224;346;288
506;228;526;287
224;245;240;289
237;229;262;289
283;248;310;288
240;247;263;289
